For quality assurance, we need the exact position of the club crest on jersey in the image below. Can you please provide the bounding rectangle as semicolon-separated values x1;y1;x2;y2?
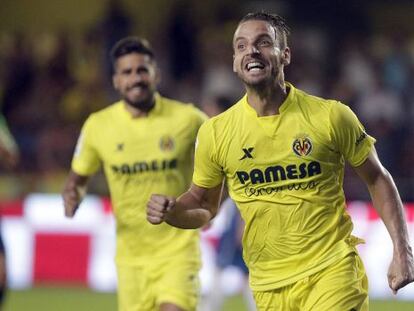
159;135;175;151
292;136;312;157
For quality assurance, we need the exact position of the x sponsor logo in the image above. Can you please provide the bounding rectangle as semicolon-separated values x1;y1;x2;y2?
116;143;124;151
239;147;254;160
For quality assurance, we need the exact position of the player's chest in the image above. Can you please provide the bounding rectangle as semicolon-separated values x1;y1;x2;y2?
97;120;193;163
222;119;335;176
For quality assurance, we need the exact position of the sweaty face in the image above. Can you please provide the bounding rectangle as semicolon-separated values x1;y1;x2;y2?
233;20;290;88
112;53;158;110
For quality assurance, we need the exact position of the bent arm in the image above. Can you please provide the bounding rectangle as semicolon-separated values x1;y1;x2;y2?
62;170;90;218
354;149;410;252
147;182;224;229
354;147;414;292
167;182;224;229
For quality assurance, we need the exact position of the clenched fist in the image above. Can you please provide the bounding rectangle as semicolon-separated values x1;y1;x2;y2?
387;250;414;294
147;194;176;225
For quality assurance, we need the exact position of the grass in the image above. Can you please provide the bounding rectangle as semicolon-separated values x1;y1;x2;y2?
3;286;116;311
3;286;414;311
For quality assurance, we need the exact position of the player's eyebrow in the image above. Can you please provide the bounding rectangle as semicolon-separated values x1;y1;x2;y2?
234;35;245;42
254;33;274;42
233;33;274;47
234;31;273;41
233;36;246;46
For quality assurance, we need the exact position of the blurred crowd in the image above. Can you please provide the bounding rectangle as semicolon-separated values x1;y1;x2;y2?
1;0;414;200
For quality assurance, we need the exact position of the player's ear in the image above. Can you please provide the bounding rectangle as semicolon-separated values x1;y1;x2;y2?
281;47;291;66
233;54;237;73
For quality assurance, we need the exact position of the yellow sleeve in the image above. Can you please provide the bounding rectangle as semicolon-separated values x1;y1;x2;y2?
71;115;101;175
330;101;376;167
192;120;224;188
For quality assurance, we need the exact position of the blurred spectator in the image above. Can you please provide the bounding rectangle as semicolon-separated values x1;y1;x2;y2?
199;24;243;104
356;73;404;172
288;28;328;96
95;0;132;84
0;33;35;119
167;1;199;81
18;32;73;172
202;96;233;118
340;37;376;97
383;34;411;95
397;130;414;201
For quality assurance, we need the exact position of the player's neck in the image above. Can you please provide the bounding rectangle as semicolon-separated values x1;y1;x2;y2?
246;80;288;117
124;100;155;118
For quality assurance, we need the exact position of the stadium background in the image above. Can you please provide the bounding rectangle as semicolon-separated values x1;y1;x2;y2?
1;0;414;310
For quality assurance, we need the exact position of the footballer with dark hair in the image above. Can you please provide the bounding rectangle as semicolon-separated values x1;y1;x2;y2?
148;12;414;311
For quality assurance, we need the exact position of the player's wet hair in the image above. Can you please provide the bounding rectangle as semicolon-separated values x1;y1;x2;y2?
239;12;290;48
110;36;155;69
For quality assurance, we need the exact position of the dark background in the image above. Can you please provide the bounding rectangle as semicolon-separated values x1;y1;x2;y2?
1;0;414;201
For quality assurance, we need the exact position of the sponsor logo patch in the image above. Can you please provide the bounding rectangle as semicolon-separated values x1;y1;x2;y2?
159;135;175;151
292;136;313;156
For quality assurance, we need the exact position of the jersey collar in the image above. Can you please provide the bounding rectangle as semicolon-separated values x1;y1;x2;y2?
242;82;296;118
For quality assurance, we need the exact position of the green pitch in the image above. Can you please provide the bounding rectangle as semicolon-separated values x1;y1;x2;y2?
3;286;414;311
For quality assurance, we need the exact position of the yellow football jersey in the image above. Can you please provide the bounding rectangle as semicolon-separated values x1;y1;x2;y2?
193;83;375;291
72;94;207;265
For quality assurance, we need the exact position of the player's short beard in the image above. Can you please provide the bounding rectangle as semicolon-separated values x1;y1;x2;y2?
241;75;272;91
126;96;155;112
124;84;156;112
241;67;279;91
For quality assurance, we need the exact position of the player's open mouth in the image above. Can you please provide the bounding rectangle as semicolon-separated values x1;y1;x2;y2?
245;61;265;72
130;85;147;91
128;85;148;95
